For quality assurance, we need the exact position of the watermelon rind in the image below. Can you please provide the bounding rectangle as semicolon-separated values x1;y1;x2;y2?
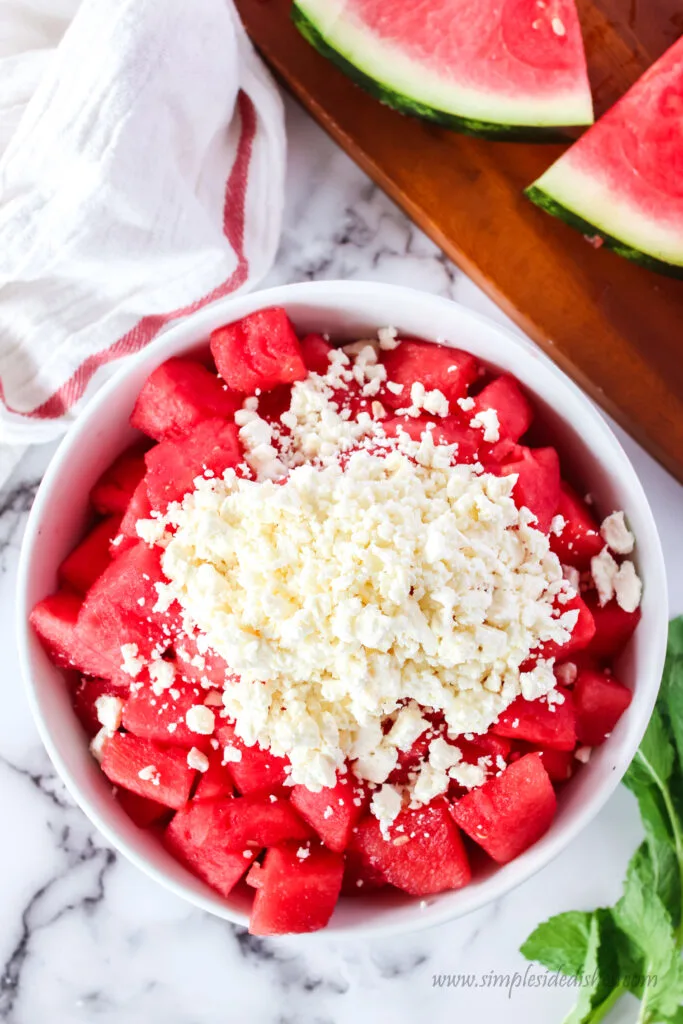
526;175;683;280
292;1;593;141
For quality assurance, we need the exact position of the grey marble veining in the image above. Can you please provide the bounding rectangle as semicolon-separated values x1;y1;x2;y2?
0;96;681;1024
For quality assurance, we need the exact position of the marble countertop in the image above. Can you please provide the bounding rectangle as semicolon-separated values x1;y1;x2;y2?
1;96;681;1024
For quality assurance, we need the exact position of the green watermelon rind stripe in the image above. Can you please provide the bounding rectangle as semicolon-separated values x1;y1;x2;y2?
526;185;683;279
292;5;570;142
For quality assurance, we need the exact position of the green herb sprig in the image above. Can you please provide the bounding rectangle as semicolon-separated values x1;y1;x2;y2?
521;617;683;1024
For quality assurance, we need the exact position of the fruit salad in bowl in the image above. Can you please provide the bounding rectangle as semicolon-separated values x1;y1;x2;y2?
18;282;667;937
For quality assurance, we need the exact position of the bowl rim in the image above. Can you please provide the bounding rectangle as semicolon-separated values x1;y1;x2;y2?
16;279;669;939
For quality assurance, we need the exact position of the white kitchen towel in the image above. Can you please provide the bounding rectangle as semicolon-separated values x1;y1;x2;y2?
0;0;286;484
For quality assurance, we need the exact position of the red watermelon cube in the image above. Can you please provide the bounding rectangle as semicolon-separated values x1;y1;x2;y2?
111;480;152;557
165;798;254;898
300;333;333;374
492;688;576;751
29;590;119;681
116;789;171;829
144;418;241;511
58;515;121;594
352;802;471;896
469;375;533;443
121;677;213;750
91;445;147;515
573;669;632;746
498;447;560;532
537;747;575;783
130;357;242;442
451;753;556;864
341;836;389;895
381;340;478;410
550;483;603;568
584;594;641;661
248;841;344;935
382;416;480;462
193;750;235;802
173;631;235;688
215;720;289;795
222;795;312;852
72;677;126;735
536;594;596;661
101;732;195;809
210;308;307;394
291;775;369;853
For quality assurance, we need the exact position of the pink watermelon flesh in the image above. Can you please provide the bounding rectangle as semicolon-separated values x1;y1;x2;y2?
298;0;592;129
382;416;480;462
573;669;632;746
210;308;307;394
352;802;471;896
122;677;213;751
112;479;152;557
72;676;126;735
130;357;242;442
584;593;641;662
529;33;683;269
58;515;121;594
492;687;576;751
101;732;196;809
144;419;241;512
382;339;478;410
536;747;575;783
30;590;123;681
498;446;560;532
91;446;147;515
222;795;312;852
532;593;596;663
193;750;235;802
452;752;556;864
469;375;533;443
173;631;236;688
290;775;369;852
549;483;603;568
215;720;290;795
300;333;333;374
116;789;171;829
248;841;344;935
165;799;255;897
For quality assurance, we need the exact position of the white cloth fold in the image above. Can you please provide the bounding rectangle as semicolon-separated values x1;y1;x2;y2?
0;0;286;481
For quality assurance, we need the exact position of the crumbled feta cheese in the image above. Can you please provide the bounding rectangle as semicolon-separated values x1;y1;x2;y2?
138;765;160;786
575;746;592;764
550;515;566;536
296;846;310;860
185;705;215;735
187;747;210;772
422;389;449;417
371;784;402;837
95;694;123;733
378;326;400;351
223;745;243;763
614;560;642;613
600;511;635;555
120;642;145;678
457;396;475;412
90;727;110;763
386;704;427;751
149;660;176;696
551;16;565;35
591;547;619;606
470;408;500;443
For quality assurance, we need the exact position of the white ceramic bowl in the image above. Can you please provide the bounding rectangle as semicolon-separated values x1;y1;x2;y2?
17;281;668;937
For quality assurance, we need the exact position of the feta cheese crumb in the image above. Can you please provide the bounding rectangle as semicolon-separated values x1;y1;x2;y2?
187;747;210;772
600;511;635;555
296;846;311;860
470;408;500;443
378;326;400;351
95;694;123;733
149;660;176;696
591;547;619;606
223;745;243;763
185;705;215;735
371;784;402;837
90;727;110;763
138;765;160;786
457;396;475;412
120;642;145;678
614;560;642;613
575;746;592;764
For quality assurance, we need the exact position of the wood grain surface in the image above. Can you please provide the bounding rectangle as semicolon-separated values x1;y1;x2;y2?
236;0;683;482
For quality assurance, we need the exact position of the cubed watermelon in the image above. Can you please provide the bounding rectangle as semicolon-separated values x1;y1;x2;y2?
215;720;289;795
121;677;213;750
584;594;641;661
130;357;242;442
291;775;369;852
222;794;311;852
58;516;121;594
550;483;603;568
574;669;632;746
469;375;533;443
173;631;236;688
164;798;253;897
536;594;596;661
497;447;561;532
300;333;333;374
382;417;480;462
458;731;512;766
116;788;171;828
72;676;126;735
451;753;556;864
112;480;152;557
29;590;121;681
492;688;576;751
537;747;575;783
144;418;241;512
381;340;479;410
193;749;235;802
248;841;344;935
352;802;471;896
387;731;433;786
75;542;172;672
341;836;389;895
91;445;147;515
210;308;307;394
101;732;196;809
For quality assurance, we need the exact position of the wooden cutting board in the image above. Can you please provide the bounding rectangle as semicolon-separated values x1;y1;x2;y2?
236;0;683;483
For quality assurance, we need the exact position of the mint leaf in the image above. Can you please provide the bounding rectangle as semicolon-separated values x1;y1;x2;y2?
628;785;681;925
661;617;683;770
520;910;593;977
624;708;675;793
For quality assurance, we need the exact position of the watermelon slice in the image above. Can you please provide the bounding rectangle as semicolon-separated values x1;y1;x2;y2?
90;445;147;515
497;446;561;532
451;752;556;863
293;0;593;139
215;720;290;795
527;35;683;277
584;593;641;662
116;789;171;829
121;678;213;751
58;515;121;594
381;416;481;462
352;802;471;896
193;749;235;802
573;668;632;746
210;308;307;394
382;339;478;410
164;799;255;898
492;687;576;751
549;482;603;569
72;677;126;735
300;333;333;374
130;358;242;442
221;795;312;852
144;419;241;512
101;732;196;809
29;590;125;682
290;775;369;852
247;842;345;935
